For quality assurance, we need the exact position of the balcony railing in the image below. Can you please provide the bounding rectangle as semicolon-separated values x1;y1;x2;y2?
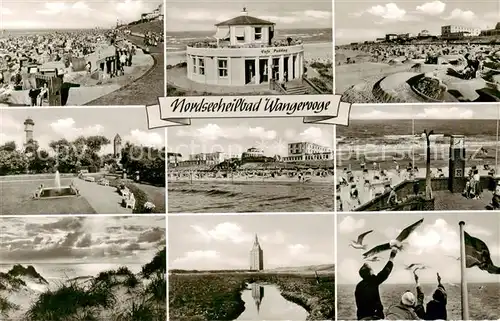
187;39;304;49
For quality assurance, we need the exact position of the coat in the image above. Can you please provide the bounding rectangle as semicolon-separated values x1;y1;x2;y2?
425;284;447;320
355;261;394;320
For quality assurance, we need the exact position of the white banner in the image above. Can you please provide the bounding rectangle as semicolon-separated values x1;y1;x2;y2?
145;94;352;129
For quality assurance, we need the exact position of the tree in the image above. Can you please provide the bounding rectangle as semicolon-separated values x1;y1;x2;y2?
25;139;39;154
0;141;17;152
0;150;29;175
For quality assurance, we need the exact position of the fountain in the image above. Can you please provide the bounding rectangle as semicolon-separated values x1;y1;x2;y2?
34;150;78;200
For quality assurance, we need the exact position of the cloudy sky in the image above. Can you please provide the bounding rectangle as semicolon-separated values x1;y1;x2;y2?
1;0;161;29
337;213;500;285
1;107;165;155
168;214;335;270
0;216;166;265
165;0;332;31
349;104;500;120
336;0;499;44
167;118;334;158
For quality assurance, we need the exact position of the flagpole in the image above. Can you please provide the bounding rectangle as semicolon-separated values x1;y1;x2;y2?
495;118;498;176
412;119;415;167
459;221;470;320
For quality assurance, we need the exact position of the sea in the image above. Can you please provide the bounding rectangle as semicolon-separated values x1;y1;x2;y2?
337;283;500;320
1;28;107;38
168;180;334;213
337;119;499;146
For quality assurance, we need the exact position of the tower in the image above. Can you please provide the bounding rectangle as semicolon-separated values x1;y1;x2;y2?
24;117;35;144
448;135;466;193
113;134;122;158
250;234;264;271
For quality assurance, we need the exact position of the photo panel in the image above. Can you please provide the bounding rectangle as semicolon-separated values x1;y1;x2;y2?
337;212;500;320
167;118;334;213
0;0;164;107
0;215;166;320
168;213;335;321
334;0;500;103
0;107;165;215
165;0;333;96
336;103;500;212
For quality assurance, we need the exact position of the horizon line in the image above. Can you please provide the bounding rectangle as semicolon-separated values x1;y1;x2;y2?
166;27;333;33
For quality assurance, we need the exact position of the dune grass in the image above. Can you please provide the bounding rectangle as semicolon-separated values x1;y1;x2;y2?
24;247;167;321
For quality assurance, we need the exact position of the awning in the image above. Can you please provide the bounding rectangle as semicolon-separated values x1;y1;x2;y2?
213;28;230;40
235;27;245;37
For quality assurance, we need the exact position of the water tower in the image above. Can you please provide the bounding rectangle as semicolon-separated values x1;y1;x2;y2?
24;117;35;144
114;134;122;158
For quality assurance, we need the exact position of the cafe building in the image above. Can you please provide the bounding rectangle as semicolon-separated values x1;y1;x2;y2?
186;8;305;86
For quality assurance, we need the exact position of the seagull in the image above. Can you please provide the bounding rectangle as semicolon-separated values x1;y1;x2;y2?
404;263;425;270
414;265;429;272
363;218;424;258
365;256;381;262
350;230;373;250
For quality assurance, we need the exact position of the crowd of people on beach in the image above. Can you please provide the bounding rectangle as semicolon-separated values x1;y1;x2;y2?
336;158;498;211
355;247;448;320
168;167;334;182
336;43;498;68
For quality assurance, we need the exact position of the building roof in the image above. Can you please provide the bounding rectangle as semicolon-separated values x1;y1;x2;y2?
24;118;34;126
496;22;500;30
114;134;121;141
215;15;275;26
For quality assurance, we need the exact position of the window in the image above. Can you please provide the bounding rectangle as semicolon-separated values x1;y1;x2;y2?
236;36;245;41
198;58;205;75
218;59;228;77
254;27;262;40
192;57;197;73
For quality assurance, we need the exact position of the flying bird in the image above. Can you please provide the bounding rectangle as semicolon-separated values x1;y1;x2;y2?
365;256;381;262
404;263;425;270
362;218;424;258
414;265;429;272
350;230;373;250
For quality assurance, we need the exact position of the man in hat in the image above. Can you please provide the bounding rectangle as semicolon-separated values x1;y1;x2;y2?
385;270;425;320
355;248;398;320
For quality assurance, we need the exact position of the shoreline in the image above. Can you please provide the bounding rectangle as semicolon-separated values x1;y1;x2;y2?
167;176;335;184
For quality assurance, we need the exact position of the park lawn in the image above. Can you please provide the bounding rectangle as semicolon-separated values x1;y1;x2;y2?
135;183;166;213
0;178;96;215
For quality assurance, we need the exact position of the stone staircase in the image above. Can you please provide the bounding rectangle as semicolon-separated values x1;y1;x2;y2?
284;83;310;95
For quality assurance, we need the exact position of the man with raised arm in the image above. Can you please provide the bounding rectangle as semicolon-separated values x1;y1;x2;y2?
425;272;447;320
355;248;398;320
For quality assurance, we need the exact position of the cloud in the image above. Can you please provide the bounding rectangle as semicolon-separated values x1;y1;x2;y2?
339;216;366;234
190;222;287;245
170;250;244;269
366;3;406;21
50;118;104;140
350;108;414;120
176;124;277;142
1;217;165;263
116;0;151;22
415;107;473;119
444;8;476;21
123;129;164;148
298;127;333;148
416;1;446;15
36;2;67;15
261;10;332;24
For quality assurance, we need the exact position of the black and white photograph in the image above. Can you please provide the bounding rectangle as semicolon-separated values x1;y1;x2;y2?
167;118;334;213
0;215;166;320
165;0;333;96
0;107;165;214
168;214;335;321
336;103;500;212
0;0;164;107
337;212;500;320
335;0;500;104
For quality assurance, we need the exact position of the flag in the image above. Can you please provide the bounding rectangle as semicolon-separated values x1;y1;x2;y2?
464;231;500;274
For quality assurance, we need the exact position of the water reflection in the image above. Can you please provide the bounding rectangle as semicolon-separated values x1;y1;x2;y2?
236;282;308;320
251;283;264;312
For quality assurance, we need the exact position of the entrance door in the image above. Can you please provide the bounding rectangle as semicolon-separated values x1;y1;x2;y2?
292;55;296;79
259;59;268;83
245;60;255;84
272;58;279;80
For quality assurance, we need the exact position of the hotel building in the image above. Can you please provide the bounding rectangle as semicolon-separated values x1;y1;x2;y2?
441;25;481;38
186;8;305;86
283;142;333;162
